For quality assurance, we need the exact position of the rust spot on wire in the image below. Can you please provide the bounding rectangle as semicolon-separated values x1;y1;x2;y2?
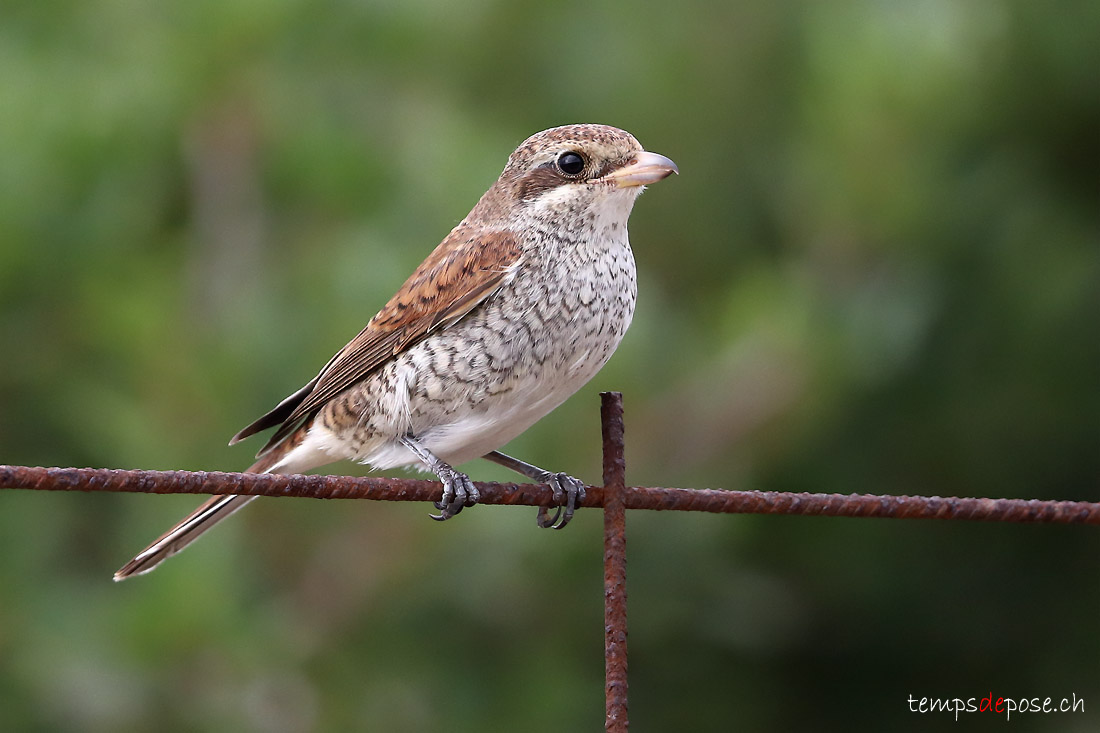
601;392;629;732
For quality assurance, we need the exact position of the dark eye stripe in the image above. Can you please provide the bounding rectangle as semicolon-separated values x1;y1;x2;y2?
516;166;571;200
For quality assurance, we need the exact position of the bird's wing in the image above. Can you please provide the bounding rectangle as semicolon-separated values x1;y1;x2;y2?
231;228;523;455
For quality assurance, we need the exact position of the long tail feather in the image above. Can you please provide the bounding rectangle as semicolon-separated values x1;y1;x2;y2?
113;494;257;580
113;423;317;581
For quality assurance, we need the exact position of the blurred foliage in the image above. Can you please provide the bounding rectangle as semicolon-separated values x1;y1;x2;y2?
1;0;1098;730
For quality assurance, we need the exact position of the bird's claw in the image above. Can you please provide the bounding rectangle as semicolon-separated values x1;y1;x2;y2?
536;472;586;530
535;504;562;529
429;468;480;521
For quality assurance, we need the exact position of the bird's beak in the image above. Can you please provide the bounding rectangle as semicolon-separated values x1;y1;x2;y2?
600;151;679;188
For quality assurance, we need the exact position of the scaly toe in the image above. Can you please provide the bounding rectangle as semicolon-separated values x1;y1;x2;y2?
551;473;586;530
534;472;586;529
429;469;479;521
462;476;481;507
429;471;460;521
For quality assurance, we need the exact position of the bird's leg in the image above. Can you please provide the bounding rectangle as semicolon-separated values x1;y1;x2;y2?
400;434;480;521
483;450;587;530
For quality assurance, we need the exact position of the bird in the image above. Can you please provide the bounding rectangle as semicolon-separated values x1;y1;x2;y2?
114;123;677;581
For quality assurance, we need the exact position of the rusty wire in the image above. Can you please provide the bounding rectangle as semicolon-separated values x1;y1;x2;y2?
2;392;1100;732
2;466;1097;525
601;392;629;733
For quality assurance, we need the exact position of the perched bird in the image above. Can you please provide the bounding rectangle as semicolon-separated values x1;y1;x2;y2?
115;123;677;580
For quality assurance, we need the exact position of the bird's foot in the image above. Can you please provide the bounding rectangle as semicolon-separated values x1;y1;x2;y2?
534;472;587;530
429;465;480;521
399;433;480;522
480;451;588;530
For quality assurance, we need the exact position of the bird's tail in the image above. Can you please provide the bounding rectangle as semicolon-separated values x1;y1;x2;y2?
112;494;258;580
113;424;314;581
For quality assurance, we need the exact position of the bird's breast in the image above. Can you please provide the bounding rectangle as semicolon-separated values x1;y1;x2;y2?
388;230;637;464
510;229;638;368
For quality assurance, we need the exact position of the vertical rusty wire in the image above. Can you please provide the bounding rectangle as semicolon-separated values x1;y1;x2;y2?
601;392;629;731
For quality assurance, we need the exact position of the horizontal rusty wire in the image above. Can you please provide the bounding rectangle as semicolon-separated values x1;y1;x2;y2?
0;464;549;505
623;486;1100;524
2;464;1098;525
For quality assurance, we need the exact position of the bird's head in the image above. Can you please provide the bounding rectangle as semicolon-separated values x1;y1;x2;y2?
470;124;678;231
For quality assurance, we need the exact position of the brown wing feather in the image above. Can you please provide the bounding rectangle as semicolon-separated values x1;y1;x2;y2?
229;376;320;445
236;227;523;456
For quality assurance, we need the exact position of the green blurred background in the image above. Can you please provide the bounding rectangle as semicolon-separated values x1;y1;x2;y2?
1;0;1097;730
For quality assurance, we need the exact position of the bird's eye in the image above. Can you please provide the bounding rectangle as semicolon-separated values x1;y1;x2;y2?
556;151;586;176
